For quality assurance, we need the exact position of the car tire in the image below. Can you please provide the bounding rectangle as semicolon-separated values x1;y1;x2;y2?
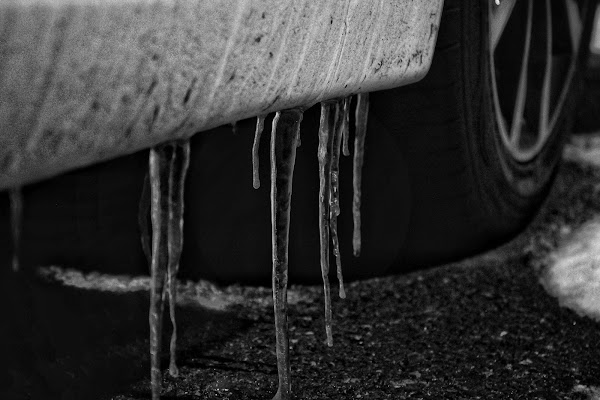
384;0;595;273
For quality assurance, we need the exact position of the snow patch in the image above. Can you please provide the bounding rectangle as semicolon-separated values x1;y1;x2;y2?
573;384;600;400
37;266;311;311
542;217;600;321
564;133;600;168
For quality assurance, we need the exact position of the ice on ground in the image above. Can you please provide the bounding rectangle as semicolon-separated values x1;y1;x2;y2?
37;266;311;311
542;216;600;322
564;133;600;168
573;384;600;400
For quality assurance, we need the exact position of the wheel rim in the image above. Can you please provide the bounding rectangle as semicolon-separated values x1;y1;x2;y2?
489;0;583;163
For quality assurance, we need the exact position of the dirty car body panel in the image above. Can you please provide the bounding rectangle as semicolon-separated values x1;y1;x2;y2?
0;0;443;189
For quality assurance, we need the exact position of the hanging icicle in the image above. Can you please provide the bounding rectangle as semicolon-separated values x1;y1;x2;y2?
9;187;23;272
148;144;171;400
341;96;351;157
148;140;190;400
329;103;346;299
270;109;303;400
352;93;369;257
252;115;267;189
166;140;191;378
317;101;336;347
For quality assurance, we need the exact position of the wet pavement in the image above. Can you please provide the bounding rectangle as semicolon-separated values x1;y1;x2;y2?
3;135;600;399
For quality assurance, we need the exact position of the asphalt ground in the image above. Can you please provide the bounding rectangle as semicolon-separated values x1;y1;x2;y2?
3;137;600;399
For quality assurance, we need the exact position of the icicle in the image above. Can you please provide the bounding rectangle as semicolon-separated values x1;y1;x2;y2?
341;96;351;157
139;173;151;266
329;103;346;299
231;121;238;135
148;144;171;400
352;93;369;257
148;140;190;399
270;109;302;400
166;140;191;378
317;101;336;347
252;115;267;189
9;187;23;272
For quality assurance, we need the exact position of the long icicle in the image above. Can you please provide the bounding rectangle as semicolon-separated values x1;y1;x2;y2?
329;103;346;299
9;187;23;272
341;96;351;157
270;109;302;400
252;115;267;189
148;143;181;400
318;101;336;347
352;93;369;257
166;140;191;378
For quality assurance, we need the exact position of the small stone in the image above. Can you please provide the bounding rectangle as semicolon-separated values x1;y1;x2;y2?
409;371;421;379
390;379;417;388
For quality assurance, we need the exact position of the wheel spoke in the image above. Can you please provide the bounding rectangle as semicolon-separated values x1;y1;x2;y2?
509;0;533;148
490;0;517;52
538;0;553;142
565;0;583;55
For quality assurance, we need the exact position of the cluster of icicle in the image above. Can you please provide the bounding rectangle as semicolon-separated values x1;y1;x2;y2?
6;94;369;400
249;93;369;400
